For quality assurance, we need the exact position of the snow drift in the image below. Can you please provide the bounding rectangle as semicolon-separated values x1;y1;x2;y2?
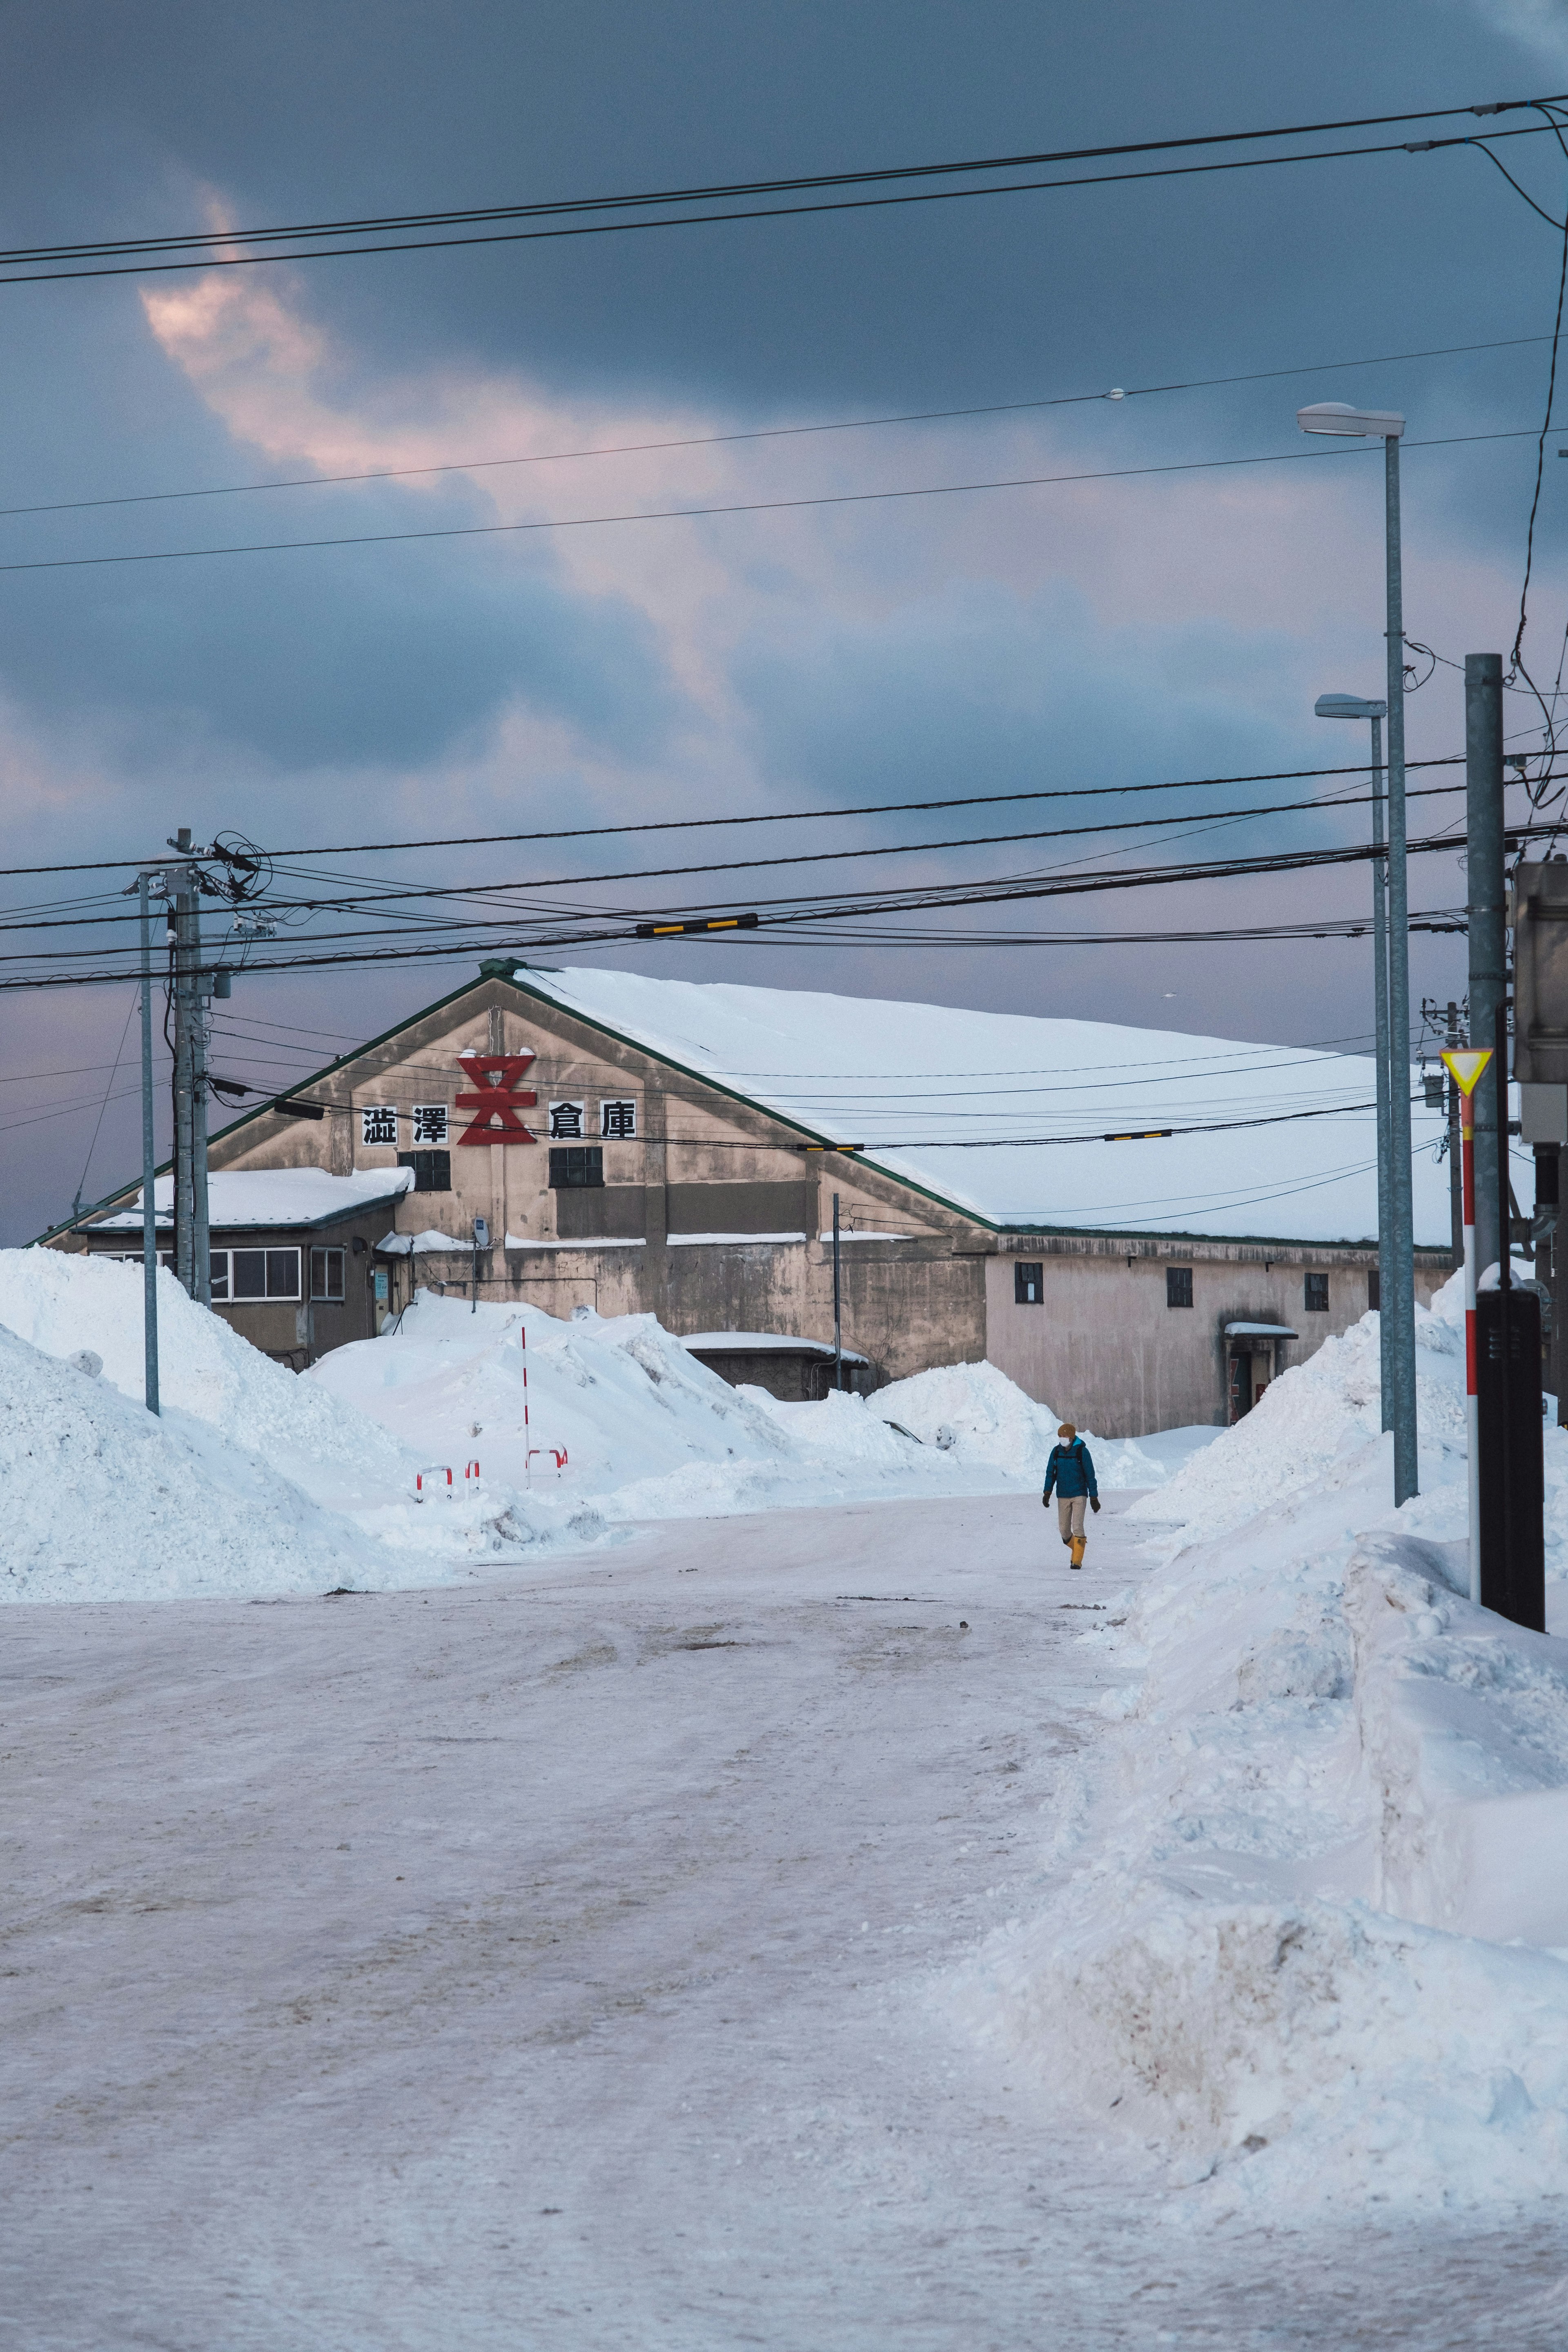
0;1255;1215;1602
958;1273;1568;2213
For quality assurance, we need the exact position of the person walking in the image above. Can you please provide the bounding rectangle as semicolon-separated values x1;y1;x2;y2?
1042;1421;1099;1569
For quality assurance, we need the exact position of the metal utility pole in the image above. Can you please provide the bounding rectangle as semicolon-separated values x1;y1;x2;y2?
1298;403;1415;1500
137;873;161;1415
189;892;212;1307
1381;429;1418;1506
1315;692;1390;1430
169;833;195;1297
832;1192;843;1392
1467;656;1506;1287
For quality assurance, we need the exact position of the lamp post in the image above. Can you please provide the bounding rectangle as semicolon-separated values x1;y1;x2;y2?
1298;401;1417;1504
1314;690;1391;1432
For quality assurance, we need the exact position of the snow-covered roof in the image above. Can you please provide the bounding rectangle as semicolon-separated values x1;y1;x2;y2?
512;969;1456;1248
681;1330;870;1363
91;1166;413;1232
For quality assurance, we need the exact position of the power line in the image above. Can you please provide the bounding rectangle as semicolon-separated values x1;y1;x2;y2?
4;330;1555;523
0;423;1547;579
0;770;1489;948
0;112;1554;288
0;822;1499;992
0;752;1497;881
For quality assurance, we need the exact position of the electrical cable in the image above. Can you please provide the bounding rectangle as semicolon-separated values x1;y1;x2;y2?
0;118;1556;288
0;421;1553;577
0;750;1494;881
5;329;1558;523
0;97;1539;263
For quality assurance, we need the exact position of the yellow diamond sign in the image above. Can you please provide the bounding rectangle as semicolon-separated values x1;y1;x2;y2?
1440;1048;1494;1097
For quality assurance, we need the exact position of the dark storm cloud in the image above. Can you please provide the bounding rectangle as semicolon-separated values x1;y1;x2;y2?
0;526;684;772
0;0;1563;1237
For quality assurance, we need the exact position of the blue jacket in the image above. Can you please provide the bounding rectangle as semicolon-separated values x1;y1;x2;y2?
1043;1439;1097;1501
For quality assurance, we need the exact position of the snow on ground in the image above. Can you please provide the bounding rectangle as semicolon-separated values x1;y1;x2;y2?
957;1270;1568;2215
0;1252;1215;1602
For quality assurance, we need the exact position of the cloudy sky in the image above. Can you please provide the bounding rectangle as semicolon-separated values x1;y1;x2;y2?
2;0;1567;1238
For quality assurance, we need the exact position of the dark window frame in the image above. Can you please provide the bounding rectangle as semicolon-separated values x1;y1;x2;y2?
1305;1271;1330;1314
398;1149;452;1194
310;1245;346;1302
1014;1260;1044;1305
550;1145;605;1189
1368;1268;1381;1310
1167;1265;1194;1309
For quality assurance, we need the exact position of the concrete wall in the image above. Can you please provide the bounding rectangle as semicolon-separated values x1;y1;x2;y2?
983;1238;1452;1437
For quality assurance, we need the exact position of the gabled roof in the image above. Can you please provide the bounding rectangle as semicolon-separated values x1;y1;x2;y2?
35;960;1456;1252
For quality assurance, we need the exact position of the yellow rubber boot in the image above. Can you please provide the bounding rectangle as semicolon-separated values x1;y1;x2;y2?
1070;1533;1086;1570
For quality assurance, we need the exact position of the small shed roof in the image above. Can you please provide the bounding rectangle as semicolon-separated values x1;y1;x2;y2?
1224;1321;1298;1338
91;1166;413;1233
682;1330;871;1365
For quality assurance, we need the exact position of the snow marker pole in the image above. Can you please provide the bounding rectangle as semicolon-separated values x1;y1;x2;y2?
1443;1046;1494;1602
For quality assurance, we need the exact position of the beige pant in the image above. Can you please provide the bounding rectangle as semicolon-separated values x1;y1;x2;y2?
1056;1495;1087;1544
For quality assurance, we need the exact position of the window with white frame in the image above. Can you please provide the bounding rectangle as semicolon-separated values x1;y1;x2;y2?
213;1247;301;1301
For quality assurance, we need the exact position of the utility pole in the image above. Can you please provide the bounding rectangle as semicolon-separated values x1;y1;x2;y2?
1467;657;1506;1285
189;891;212;1307
832;1191;843;1392
170;831;195;1297
1382;428;1418;1506
137;871;162;1414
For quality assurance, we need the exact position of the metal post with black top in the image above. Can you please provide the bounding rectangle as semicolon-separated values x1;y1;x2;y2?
1476;1000;1546;1631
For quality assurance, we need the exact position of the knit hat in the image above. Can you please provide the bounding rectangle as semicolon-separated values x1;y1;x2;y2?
1057;1423;1076;1439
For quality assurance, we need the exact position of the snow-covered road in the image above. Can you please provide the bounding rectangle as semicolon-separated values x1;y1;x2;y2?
4;1494;1564;2349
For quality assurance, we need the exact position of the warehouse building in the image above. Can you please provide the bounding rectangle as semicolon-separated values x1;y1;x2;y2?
43;960;1455;1434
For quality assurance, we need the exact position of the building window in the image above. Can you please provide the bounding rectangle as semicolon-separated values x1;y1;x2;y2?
228;1247;301;1301
1305;1271;1330;1313
398;1149;451;1193
310;1247;345;1302
550;1146;604;1189
1167;1265;1193;1309
1014;1260;1044;1305
1368;1268;1380;1310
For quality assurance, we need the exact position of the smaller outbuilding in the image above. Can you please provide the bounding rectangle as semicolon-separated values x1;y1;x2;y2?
67;1167;413;1368
680;1330;872;1401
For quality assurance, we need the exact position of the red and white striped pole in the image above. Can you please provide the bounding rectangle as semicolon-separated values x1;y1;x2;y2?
1442;1047;1493;1602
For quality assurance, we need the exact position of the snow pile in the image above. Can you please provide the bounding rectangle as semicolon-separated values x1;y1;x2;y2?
0;1253;578;1597
318;1297;1219;1526
0;1316;388;1602
0;1248;409;1499
0;1252;1217;1604
867;1359;1212;1488
956;1271;1568;2213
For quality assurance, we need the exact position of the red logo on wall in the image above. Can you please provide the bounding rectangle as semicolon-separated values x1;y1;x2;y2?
455;1051;538;1145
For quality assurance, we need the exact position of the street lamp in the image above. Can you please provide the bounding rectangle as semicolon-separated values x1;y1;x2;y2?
1314;690;1392;1435
1298;398;1416;1503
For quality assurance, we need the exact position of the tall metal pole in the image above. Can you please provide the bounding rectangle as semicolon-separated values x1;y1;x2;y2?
1370;708;1393;1432
832;1191;843;1392
171;837;195;1297
1384;432;1419;1505
189;894;212;1307
138;874;160;1416
1467;655;1506;1289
